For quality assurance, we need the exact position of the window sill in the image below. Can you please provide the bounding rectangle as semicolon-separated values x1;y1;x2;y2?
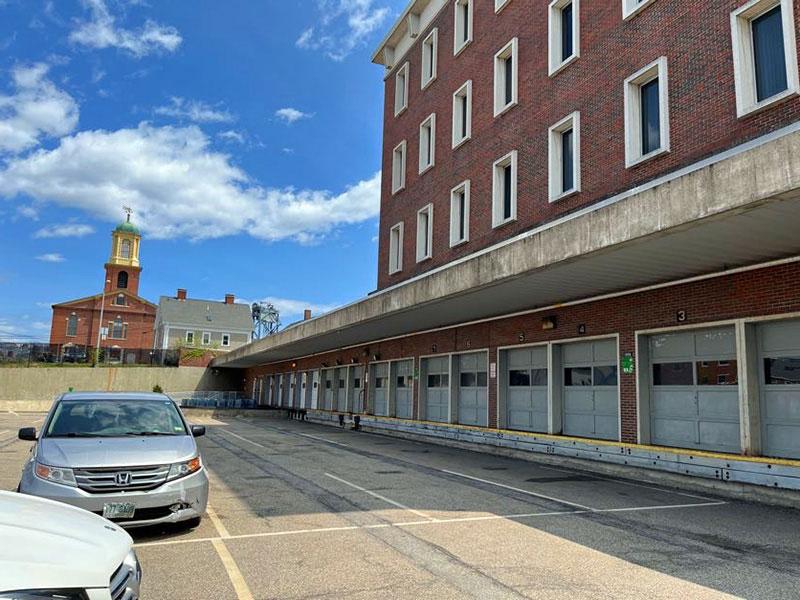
495;0;511;13
394;105;408;118
549;187;580;203
452;135;471;150
737;88;798;119
626;146;669;169
494;100;518;118
492;216;517;229
549;54;579;77
416;255;433;264
391;185;406;195
421;76;436;91
388;269;403;276
450;238;469;248
622;0;658;21
418;163;435;176
454;39;472;57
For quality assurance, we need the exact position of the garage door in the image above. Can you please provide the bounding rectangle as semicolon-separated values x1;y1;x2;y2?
562;339;619;441
648;326;739;453
505;346;548;433
349;366;365;413
394;360;414;419
758;319;800;459
457;353;488;426
266;375;275;406
425;357;450;423
322;369;335;410
372;363;389;416
336;368;347;412
310;370;320;409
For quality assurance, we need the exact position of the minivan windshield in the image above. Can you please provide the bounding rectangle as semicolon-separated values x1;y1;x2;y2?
46;399;188;438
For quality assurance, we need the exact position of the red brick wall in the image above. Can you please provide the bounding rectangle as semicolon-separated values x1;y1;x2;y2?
104;264;142;296
244;261;800;445
50;296;156;349
377;0;800;289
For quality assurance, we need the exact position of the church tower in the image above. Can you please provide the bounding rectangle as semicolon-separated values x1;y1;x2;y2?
105;208;142;296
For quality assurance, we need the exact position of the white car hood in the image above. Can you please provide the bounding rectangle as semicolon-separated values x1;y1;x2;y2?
0;490;132;592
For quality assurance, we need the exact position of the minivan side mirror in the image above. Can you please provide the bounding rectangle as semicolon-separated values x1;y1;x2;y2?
18;427;37;441
190;425;206;437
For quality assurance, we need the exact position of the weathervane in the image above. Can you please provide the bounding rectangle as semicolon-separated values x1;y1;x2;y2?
123;205;133;223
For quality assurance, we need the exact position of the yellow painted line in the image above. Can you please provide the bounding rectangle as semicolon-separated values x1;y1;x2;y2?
206;504;230;539
211;538;254;600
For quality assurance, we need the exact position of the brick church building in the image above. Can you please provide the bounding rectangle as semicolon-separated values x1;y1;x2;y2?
49;214;156;360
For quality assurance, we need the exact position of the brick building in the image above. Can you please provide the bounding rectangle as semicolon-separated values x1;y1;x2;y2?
49;215;156;361
215;0;800;486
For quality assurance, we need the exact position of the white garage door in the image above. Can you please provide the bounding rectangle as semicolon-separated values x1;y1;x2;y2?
336;368;347;412
372;363;389;416
349;366;365;413
562;339;619;441
425;356;450;423
457;353;488;426
505;346;548;433
758;319;800;459
394;360;414;419
322;369;335;410
648;326;739;453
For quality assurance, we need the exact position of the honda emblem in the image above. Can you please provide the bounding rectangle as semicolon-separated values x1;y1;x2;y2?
115;472;132;486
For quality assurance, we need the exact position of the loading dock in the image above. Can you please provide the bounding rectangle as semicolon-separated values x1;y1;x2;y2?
421;356;450;423
348;365;365;413
371;362;390;416
393;359;414;419
501;345;548;433
456;352;488;426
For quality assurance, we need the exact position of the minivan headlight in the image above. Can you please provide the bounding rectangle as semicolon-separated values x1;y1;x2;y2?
167;456;201;481
34;462;77;487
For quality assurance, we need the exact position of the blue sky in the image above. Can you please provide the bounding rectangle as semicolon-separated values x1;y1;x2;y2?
0;0;405;342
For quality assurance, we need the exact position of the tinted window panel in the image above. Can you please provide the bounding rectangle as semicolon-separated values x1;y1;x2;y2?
653;362;694;386
509;369;530;386
531;368;548;386
764;357;800;385
593;365;618;386
641;78;661;154
561;3;573;61
477;372;488;387
752;6;787;102
696;361;738;386
503;164;512;219
460;372;477;387
564;367;592;386
562;128;574;192
397;376;408;388
375;377;385;389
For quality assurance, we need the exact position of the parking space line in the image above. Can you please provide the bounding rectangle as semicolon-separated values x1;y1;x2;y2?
440;469;598;511
325;472;434;520
219;429;267;449
211;538;254;600
206;504;231;539
298;432;350;447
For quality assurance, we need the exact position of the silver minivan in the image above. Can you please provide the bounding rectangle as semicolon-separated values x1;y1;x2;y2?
17;391;209;528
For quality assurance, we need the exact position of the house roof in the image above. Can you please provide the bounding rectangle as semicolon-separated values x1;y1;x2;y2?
156;296;252;332
53;290;156;309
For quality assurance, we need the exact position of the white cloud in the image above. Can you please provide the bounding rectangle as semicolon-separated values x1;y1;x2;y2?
274;107;313;124
16;205;39;220
296;0;390;61
0;122;381;243
0;63;79;154
35;253;65;262
69;0;182;58
155;97;234;124
34;223;95;238
217;129;245;144
0;317;50;342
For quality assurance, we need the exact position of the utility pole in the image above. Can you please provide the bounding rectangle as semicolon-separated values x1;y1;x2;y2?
95;278;112;366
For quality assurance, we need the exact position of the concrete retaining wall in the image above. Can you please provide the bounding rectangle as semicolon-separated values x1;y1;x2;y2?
0;366;241;411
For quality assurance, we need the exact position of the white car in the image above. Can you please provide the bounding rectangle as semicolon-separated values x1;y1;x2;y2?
0;490;141;600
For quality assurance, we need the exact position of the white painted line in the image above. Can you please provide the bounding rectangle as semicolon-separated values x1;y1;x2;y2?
211;538;254;600
206;504;231;539
440;469;598;511
135;500;727;549
298;432;350;447
219;429;267;449
325;472;434;520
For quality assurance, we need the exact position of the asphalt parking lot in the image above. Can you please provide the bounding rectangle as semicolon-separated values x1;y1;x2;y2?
3;412;800;599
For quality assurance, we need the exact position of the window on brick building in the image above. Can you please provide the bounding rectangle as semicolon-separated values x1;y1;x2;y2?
109;317;126;340
450;180;470;246
731;0;799;117
622;0;658;20
389;222;404;274
624;57;670;167
392;140;407;194
549;111;581;201
418;113;436;173
549;0;579;76
492;151;517;227
454;0;473;55
394;62;409;116
494;38;518;116
114;293;126;306
452;80;472;148
117;271;128;289
416;204;433;262
421;28;438;88
66;313;78;337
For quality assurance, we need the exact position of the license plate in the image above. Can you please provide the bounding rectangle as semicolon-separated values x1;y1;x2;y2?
103;502;136;519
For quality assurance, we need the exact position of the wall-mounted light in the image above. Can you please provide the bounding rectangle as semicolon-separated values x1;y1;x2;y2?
372;353;380;361
350;357;357;364
542;316;557;330
291;361;297;368
335;358;342;366
431;344;437;353
321;361;329;368
577;324;586;335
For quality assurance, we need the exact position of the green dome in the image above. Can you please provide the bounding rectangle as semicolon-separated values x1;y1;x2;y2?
115;221;140;235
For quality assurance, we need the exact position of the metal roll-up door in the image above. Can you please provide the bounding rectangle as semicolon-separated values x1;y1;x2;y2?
322;369;335;410
300;372;310;409
372;363;390;416
311;371;320;409
394;360;414;419
457;353;488;426
758;319;800;459
266;375;275;406
649;326;739;453
336;368;347;412
275;374;284;407
562;339;619;441
349;366;365;413
425;356;450;423
505;347;548;433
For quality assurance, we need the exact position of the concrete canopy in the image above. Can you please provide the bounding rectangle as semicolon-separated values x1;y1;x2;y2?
214;126;800;369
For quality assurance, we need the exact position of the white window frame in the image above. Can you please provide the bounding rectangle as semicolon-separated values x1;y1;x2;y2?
548;111;581;202
624;56;670;168
418;113;436;174
495;0;512;13
202;331;211;345
221;333;231;347
494;37;519;117
731;0;799;117
622;0;659;20
185;331;194;344
452;80;473;148
548;0;580;76
416;204;434;262
389;222;404;274
392;140;407;194
492;150;518;228
421;28;438;89
394;62;409;116
454;0;473;56
449;180;471;247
